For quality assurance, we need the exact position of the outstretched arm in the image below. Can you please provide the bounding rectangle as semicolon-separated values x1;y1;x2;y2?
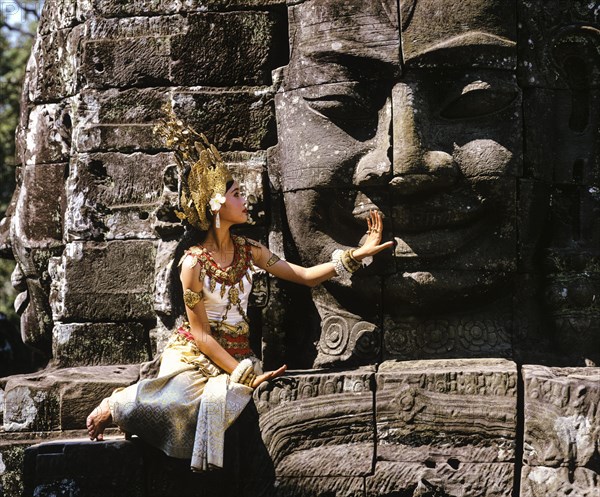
251;210;393;287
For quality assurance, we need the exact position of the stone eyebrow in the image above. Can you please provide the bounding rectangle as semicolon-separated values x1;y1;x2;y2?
405;31;516;69
303;50;398;77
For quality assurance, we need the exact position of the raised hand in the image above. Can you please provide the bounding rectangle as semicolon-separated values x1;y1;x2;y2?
353;210;394;260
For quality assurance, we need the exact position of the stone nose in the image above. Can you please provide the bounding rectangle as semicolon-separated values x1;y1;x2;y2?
352;97;393;187
391;83;459;195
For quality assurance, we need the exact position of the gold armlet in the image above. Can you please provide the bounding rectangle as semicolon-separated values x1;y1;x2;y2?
183;288;203;309
266;253;281;268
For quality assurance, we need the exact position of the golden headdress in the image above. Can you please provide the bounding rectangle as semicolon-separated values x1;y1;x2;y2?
154;105;233;230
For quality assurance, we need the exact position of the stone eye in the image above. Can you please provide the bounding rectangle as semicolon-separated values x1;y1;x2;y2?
304;92;374;123
440;81;518;119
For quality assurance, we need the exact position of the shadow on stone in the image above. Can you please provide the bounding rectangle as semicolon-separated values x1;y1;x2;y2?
23;402;275;497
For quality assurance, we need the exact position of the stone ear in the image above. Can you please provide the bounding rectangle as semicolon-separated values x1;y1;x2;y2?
550;25;600;88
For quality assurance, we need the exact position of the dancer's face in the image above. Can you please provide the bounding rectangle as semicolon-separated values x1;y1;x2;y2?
218;181;248;226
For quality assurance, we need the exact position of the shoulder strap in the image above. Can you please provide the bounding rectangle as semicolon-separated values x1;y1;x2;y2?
178;245;206;268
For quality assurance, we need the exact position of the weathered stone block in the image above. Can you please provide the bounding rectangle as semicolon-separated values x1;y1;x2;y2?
381;301;515;361
517;180;551;271
376;359;518;463
74;121;161;154
285;0;400;90
73;87;275;153
153;240;179;319
20;104;72;166
64;152;171;240
544;185;600;252
80;12;284;89
27;26;84;103
72;87;168;153
274;476;365;497
85;15;187;40
52;322;149;367
170;12;284;87
255;369;375;477
38;0;78;35
12;164;67;249
0;443;27;497
82;35;172;89
366;461;514;497
77;87;166;124
172;88;276;151
59;366;140;430
523;89;600;184
78;0;286;19
523;365;600;468
3;366;139;432
50;241;156;322
23;440;144;497
520;466;599;497
517;0;600;89
3;382;60;432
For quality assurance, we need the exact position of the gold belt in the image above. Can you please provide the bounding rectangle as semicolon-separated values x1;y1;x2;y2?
209;320;249;337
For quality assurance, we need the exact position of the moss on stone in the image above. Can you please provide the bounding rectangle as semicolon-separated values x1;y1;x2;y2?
0;445;26;497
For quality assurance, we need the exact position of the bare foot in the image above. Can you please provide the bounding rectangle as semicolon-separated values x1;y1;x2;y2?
86;397;112;441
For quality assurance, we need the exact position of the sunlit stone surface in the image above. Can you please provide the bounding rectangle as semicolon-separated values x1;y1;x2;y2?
0;0;598;495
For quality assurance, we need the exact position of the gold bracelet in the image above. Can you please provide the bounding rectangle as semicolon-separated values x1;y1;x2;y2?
244;373;257;387
266;253;281;267
341;249;361;272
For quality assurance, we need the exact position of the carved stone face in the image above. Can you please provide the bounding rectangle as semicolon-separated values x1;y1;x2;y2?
276;0;526;365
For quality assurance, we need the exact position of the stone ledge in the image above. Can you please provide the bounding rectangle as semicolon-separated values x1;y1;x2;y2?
3;365;139;432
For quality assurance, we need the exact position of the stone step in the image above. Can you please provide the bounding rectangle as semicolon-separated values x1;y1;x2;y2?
3;363;599;497
2;365;140;432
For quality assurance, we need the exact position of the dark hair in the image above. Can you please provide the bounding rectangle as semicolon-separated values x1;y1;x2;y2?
168;179;234;318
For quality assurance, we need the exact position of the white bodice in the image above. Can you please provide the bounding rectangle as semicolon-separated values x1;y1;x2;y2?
202;272;253;325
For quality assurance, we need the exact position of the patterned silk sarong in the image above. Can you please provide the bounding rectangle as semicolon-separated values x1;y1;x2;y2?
192;374;253;471
108;333;254;470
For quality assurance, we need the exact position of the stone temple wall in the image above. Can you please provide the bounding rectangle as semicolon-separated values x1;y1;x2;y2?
0;0;598;496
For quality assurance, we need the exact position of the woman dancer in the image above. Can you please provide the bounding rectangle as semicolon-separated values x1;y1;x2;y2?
85;114;392;471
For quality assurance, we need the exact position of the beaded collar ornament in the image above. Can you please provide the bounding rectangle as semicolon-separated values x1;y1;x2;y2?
179;234;254;327
154;105;233;231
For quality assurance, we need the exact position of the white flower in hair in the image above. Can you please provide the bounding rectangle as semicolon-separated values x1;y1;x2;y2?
209;193;226;212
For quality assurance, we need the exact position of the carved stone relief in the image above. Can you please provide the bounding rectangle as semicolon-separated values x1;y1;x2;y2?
0;1;598;496
273;0;542;367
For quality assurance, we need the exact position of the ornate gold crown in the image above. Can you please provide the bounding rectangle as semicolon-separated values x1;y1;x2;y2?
154;105;233;230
